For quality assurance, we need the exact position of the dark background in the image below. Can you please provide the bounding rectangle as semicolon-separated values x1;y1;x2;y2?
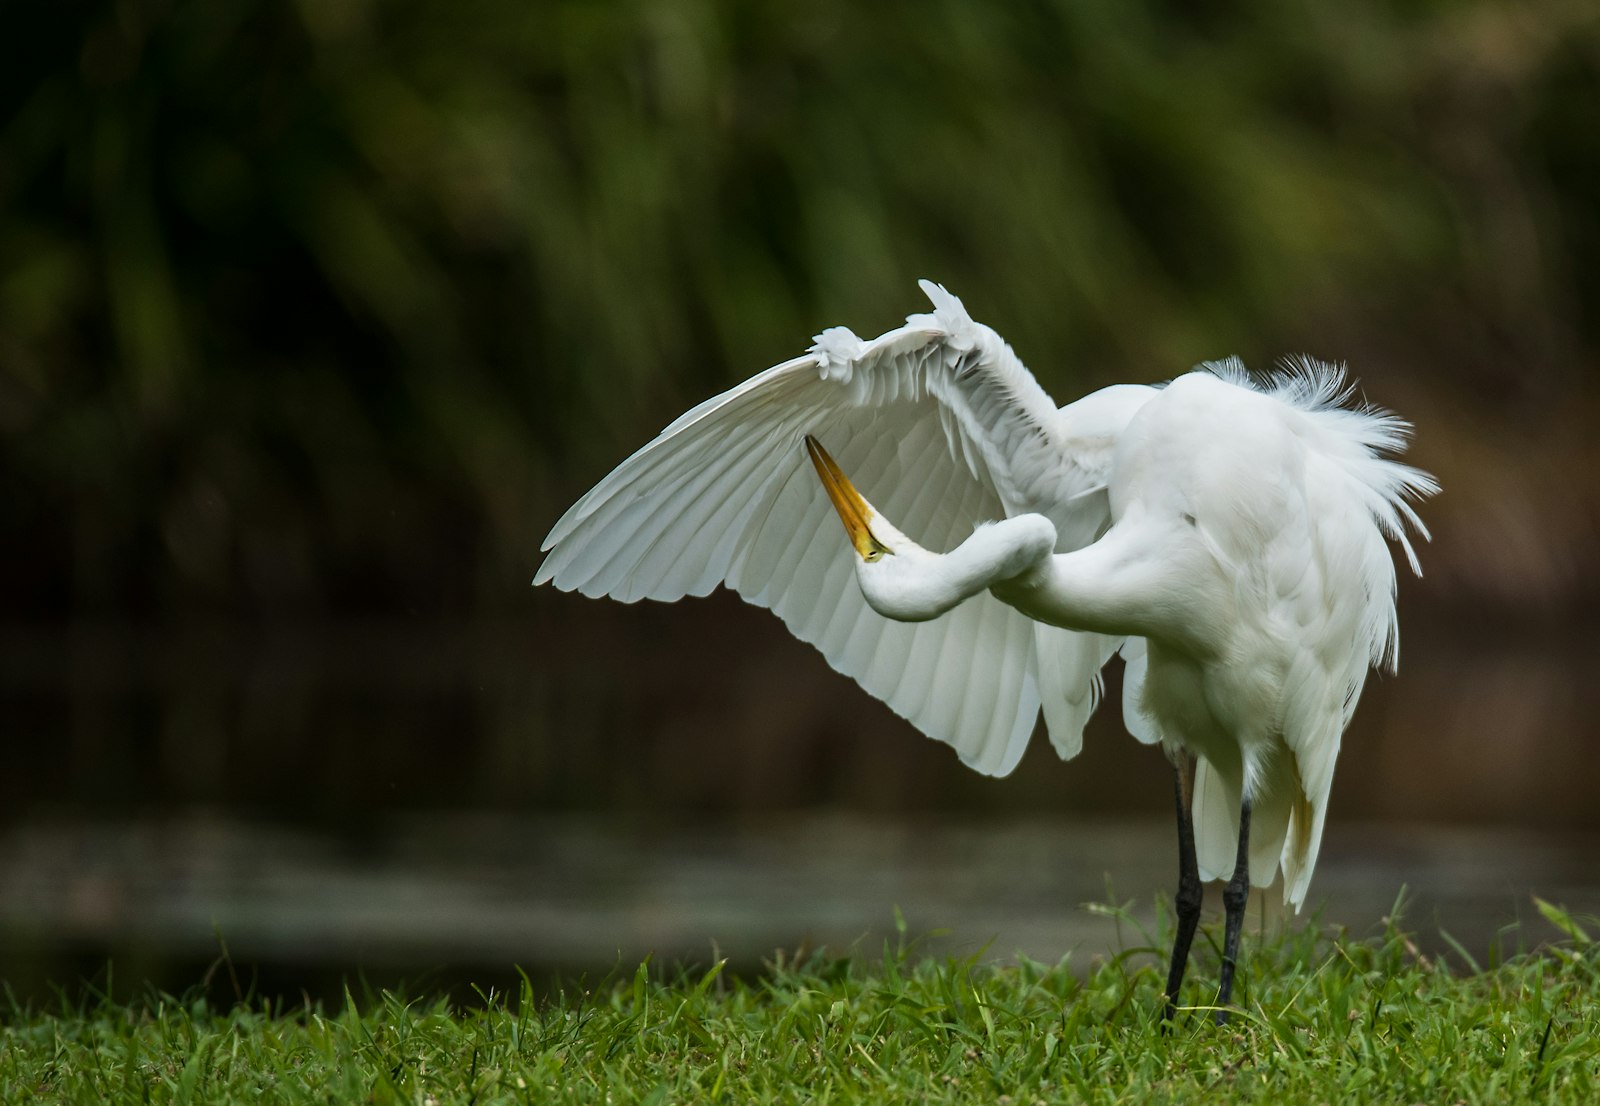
3;0;1599;997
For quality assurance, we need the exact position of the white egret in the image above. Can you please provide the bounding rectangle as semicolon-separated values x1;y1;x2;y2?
536;281;1435;1020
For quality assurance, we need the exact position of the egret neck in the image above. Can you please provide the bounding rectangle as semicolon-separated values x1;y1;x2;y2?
807;434;1208;647
807;433;1051;622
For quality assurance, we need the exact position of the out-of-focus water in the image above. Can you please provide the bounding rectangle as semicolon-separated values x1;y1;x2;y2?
3;608;1597;1001
2;813;1595;1004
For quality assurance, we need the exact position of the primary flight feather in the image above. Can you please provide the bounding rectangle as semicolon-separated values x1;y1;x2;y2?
536;281;1436;1021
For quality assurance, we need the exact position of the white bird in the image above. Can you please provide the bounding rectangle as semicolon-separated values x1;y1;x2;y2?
536;281;1436;1020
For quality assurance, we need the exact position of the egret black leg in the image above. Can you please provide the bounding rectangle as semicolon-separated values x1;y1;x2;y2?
1215;799;1252;1024
1161;751;1202;1023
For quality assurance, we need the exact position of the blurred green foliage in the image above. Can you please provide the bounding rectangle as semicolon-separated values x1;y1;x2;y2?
3;1;1599;818
4;0;1596;624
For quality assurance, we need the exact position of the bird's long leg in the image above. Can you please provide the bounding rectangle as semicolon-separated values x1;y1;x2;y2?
1214;798;1253;1024
1161;750;1202;1024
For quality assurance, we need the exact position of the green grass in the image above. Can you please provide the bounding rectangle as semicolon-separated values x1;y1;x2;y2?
5;901;1599;1105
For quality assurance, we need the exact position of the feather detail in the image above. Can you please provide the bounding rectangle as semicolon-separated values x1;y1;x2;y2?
538;282;1146;773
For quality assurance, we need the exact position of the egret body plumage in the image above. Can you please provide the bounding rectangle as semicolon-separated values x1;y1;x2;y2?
536;282;1436;1020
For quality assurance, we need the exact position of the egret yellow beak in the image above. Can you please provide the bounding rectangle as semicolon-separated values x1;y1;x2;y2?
805;435;891;562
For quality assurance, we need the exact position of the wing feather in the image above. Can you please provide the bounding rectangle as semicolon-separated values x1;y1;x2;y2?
616;421;788;600
538;282;1126;774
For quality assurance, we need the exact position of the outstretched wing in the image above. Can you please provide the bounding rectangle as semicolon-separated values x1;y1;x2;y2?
537;281;1121;776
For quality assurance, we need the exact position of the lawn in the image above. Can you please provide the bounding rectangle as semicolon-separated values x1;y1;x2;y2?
5;901;1597;1105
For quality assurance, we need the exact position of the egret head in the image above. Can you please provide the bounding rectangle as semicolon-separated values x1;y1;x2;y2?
804;433;1056;624
804;435;896;563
